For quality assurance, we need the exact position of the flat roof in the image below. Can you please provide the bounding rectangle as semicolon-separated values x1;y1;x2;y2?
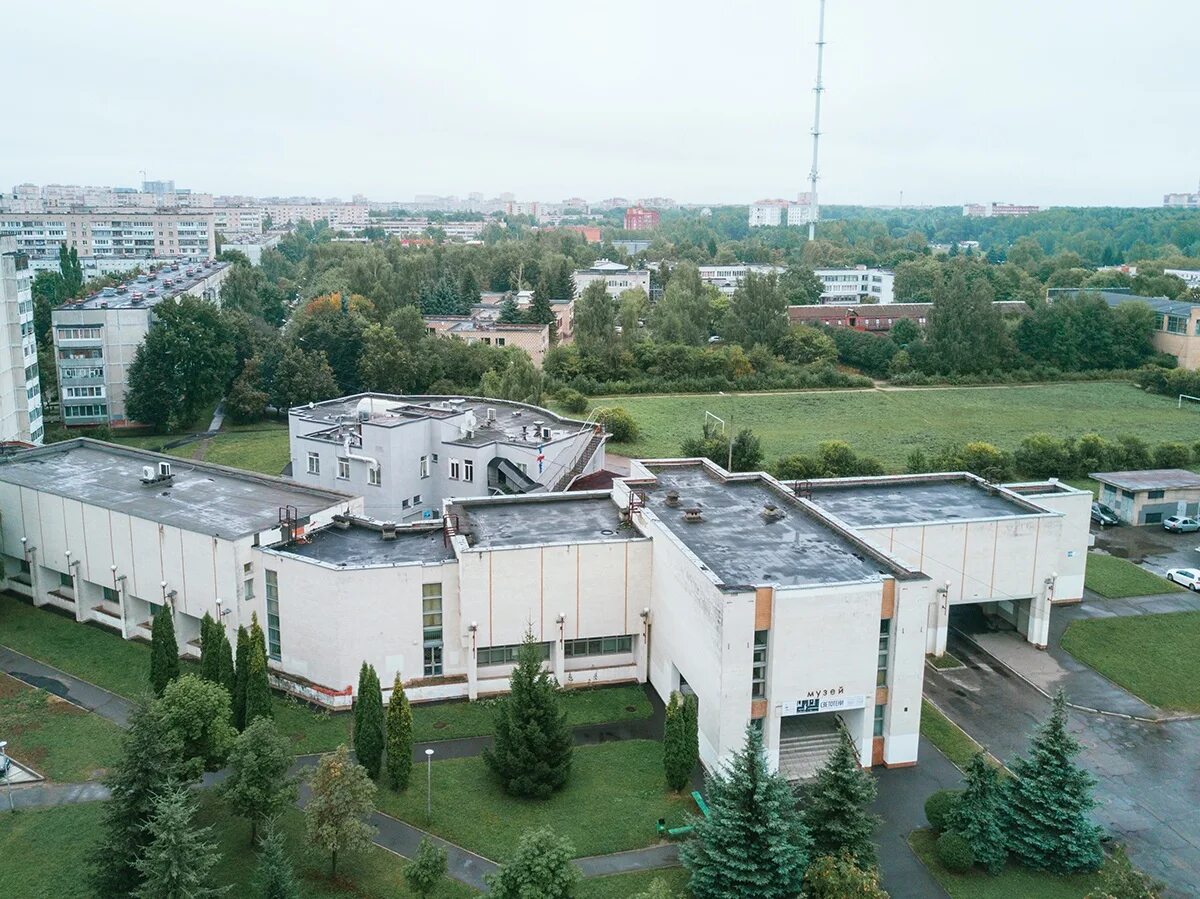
1090;469;1200;491
61;261;228;311
639;464;896;589
452;494;635;549
806;476;1041;528
0;439;352;539
274;522;454;568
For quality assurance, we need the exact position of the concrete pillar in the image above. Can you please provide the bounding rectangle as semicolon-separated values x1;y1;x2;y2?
635;611;650;683
1026;581;1052;649
927;586;949;656
765;704;782;773
552;619;566;685
466;625;478;701
25;546;45;608
67;555;83;623
116;575;131;640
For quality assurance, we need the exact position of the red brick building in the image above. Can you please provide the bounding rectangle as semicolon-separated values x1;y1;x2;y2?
624;206;660;231
788;301;1030;332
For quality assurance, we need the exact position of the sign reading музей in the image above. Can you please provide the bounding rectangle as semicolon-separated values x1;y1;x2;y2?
781;688;867;716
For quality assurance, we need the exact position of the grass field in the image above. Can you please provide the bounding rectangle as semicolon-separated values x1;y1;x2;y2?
111;421;291;476
577;869;690;898
376;740;690;861
1061;611;1200;712
0;673;124;781
909;829;1101;898
598;382;1199;469
1083;553;1182;599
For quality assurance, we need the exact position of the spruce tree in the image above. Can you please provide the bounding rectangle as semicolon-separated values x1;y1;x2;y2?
1004;690;1103;874
88;699;191;897
404;836;448;898
679;725;810;899
385;673;414;790
483;631;573;798
220;717;297;844
149;605;180;696
200;612;219;682
245;638;274;726
486;827;579;899
233;625;251;731
947;752;1007;874
802;729;880;868
354;662;385;779
217;629;236;699
132;785;229;899
252;821;302;899
663;692;693;791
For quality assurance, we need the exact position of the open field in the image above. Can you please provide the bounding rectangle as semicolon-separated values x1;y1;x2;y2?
909;829;1102;899
376;739;690;861
1061;611;1200;712
111;421;291;476
597;382;1199;469
1084;553;1183;598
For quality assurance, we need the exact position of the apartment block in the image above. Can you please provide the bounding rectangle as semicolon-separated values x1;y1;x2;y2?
0;236;43;444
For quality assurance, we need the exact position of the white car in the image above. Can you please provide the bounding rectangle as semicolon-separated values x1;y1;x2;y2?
1166;568;1200;590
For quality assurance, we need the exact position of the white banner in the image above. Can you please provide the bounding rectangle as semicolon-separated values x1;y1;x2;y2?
781;693;867;716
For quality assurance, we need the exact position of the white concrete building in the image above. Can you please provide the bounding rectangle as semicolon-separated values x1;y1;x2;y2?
51;262;230;426
749;196;818;228
572;259;651;298
212;207;265;238
223;233;283;266
962;203;1041;217
0;237;43;445
815;267;895;304
696;264;786;295
262;204;368;229
1164;268;1200;289
288;395;608;521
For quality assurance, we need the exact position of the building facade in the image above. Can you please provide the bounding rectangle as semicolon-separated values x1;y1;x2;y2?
262;204;368;229
749;196;818;228
572;259;651;298
788;300;1029;332
623;207;661;231
814;267;896;304
1090;469;1200;525
1163;190;1200;209
962;202;1042;217
0;237;43;444
1086;291;1200;369
425;315;551;367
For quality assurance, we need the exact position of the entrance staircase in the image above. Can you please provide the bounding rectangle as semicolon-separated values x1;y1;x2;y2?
777;724;842;782
553;431;606;492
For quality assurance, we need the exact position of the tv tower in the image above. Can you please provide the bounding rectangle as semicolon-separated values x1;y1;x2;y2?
807;0;827;241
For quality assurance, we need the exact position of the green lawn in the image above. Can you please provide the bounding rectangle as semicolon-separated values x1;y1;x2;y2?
600;382;1199;469
921;700;999;772
376;740;689;861
203;428;291;475
0;673;124;781
1061;611;1200;712
576;868;690;898
909;829;1102;898
928;652;964;670
1083;553;1182;599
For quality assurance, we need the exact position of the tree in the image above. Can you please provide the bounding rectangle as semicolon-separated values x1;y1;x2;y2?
923;269;1011;375
133;785;229;899
200;612;220;683
680;422;763;473
485;827;580;899
385;673;414;790
88;700;190;897
290;304;369;394
663;691;698;791
803;729;879;868
245;631;274;727
1084;845;1164;899
1004;690;1104;874
631;879;684;899
680;725;810;899
226;358;270;423
150;604;180;696
483;631;574;799
233;625;250;731
354;662;385;779
803;852;889;899
252;820;302;899
358;322;416;394
221;717;298;844
59;244;83;296
779;266;826;306
651;263;713;345
268;345;339;412
889;317;921;348
777;324;837;366
404;836;449;898
573;280;619;360
217;628;236;698
946;753;1007;874
721;272;788;350
158;673;237;774
498;296;522;323
617;287;649;343
305;745;378;877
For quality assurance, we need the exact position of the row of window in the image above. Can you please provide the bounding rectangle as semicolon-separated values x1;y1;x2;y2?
60;347;102;360
64;385;104;399
448;458;474;481
61;366;103;380
63;403;108;418
476;634;635;668
265;570;281;661
56;326;102;340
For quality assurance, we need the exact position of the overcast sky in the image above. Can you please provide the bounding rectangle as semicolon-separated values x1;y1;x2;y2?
4;0;1196;206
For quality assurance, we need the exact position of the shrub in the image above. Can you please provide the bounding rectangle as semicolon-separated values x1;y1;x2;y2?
595;406;640;443
924;789;962;831
556;388;589;415
936;831;976;873
1152;441;1191;469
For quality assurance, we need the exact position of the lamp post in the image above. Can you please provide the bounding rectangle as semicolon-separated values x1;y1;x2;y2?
424;748;435;822
0;740;13;812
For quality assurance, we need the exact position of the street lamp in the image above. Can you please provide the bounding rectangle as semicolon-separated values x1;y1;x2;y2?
0;740;13;812
425;748;435;822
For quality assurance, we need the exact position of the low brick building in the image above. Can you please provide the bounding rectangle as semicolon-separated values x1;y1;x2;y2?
788;301;1030;332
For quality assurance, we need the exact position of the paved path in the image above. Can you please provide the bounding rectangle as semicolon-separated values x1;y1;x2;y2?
0;646;135;726
872;738;954;899
207;400;226;433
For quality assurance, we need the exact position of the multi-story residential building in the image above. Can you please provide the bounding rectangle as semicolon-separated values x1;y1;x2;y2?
1163;186;1200;209
815;267;896;304
353;219;488;241
962;202;1041;217
749;194;817;228
50;262;230;426
624;206;661;231
262;203;368;229
572;259;651;298
637;197;676;209
0;236;43;445
212;206;265;237
222;232;282;266
1;183;213;212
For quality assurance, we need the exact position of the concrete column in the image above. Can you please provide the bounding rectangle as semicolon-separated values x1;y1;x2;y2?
466;625;478;701
765;704;782;773
25;546;45;608
635;611;650;683
553;615;566;685
115;575;131;640
927;586;949;656
67;556;83;623
1026;581;1052;650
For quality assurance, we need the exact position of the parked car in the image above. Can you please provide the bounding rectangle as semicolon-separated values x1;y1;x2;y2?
1166;567;1200;590
1091;502;1120;526
1163;516;1200;533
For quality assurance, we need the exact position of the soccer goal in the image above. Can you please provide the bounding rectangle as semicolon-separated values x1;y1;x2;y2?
703;410;726;435
1179;394;1200;410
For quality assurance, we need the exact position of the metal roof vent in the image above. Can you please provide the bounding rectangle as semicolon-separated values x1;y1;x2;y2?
682;506;704;523
664;489;681;507
761;502;785;522
381;522;397;541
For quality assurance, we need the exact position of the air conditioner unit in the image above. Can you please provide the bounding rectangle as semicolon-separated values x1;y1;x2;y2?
142;465;155;481
158;461;172;478
541;427;551;440
486;407;496;421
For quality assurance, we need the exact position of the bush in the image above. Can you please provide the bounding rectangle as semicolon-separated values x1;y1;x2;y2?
1152;441;1191;469
595;406;640;443
556;388;589;415
936;831;976;873
924;789;962;831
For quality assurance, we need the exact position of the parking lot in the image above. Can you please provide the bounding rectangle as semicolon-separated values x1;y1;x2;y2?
1092;520;1200;577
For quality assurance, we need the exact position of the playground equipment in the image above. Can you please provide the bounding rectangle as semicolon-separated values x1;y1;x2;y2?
656;790;710;839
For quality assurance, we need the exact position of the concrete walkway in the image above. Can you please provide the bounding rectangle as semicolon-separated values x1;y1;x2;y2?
0;646;135;726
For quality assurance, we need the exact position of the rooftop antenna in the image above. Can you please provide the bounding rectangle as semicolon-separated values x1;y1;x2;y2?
807;0;827;242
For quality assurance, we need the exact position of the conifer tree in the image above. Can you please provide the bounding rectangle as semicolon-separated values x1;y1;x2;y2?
1004;690;1103;874
133;785;229;899
663;692;696;791
149;605;180;696
483;631;573;798
305;745;377;877
88;699;191;897
947;753;1007;874
802;729;880;868
244;638;273;726
200;612;220;682
220;717;297;844
233;625;251;731
354;662;385;779
404;836;448;898
486;828;579;899
385;673;414;790
252;821;302;899
680;725;810;899
218;629;236;698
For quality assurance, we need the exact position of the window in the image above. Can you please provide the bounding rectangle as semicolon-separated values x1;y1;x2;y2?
463;459;474;482
265;570;281;660
337;458;350;480
563;635;634;658
873;703;885;737
369;466;381;487
59;571;73;588
478;642;552;667
306;452;320;475
413;494;422;506
419;455;429;478
752;630;768;698
402;498;410;510
102;586;119;603
423;583;443;676
1165;315;1188;335
449;459;461;480
431;453;438;464
496;337;506;347
877;619;891;687
1148;490;1165;500
55;326;102;340
63;403;107;418
147;601;164;618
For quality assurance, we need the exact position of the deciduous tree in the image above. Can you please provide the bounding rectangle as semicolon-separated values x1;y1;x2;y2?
486;828;579;899
305;745;378;877
221;717;297;844
158;673;237;774
803;852;889;899
404;836;448;898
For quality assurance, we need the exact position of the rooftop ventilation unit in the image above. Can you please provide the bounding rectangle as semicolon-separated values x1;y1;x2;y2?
664;489;681;507
486;407;496;421
682;506;704;523
761;502;786;522
140;461;173;486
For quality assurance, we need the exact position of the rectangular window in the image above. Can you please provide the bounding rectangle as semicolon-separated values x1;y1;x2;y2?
413;494;422;506
1148;489;1165;500
463;459;474;482
431;453;438;464
306;452;320;475
563;634;634;658
873;703;885;737
449;459;461;480
478;642;552;667
369;466;381;487
337;458;350;480
877;619;891;687
752;630;768;698
265;570;281;660
419;455;429;478
59;571;73;588
102;586;118;603
402;498;410;509
422;583;443;676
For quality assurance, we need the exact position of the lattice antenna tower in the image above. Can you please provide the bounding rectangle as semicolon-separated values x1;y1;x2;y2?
807;0;827;241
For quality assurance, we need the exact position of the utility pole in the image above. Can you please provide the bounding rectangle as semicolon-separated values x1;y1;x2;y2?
807;0;827;242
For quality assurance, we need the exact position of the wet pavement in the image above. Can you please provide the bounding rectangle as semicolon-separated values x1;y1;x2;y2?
1093;522;1200;576
0;646;134;727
